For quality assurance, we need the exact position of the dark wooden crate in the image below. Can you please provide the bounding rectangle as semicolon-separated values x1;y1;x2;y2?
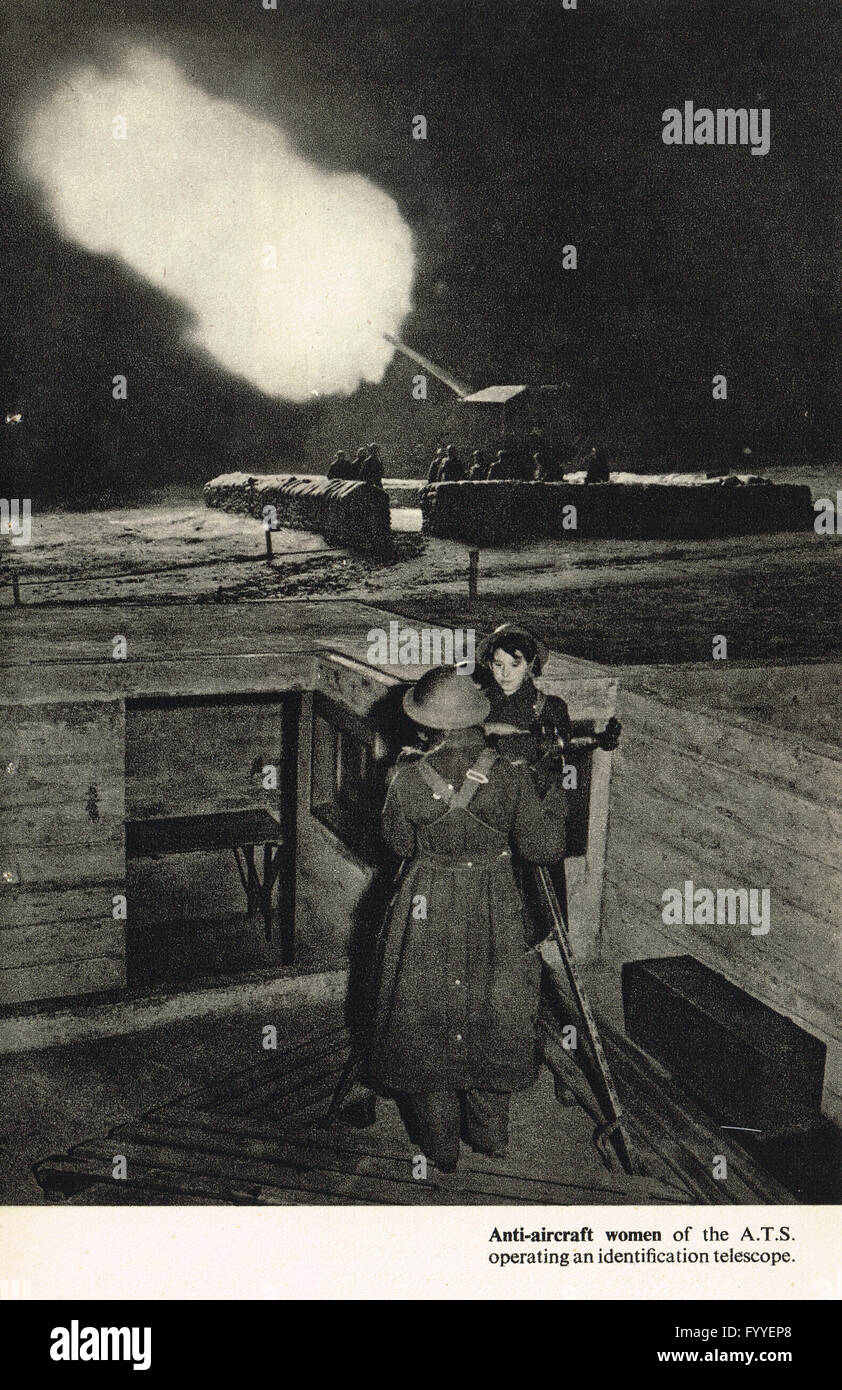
622;955;825;1136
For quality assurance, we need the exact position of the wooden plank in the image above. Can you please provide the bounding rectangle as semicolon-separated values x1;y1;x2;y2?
0;700;126;974
539;674;618;724
34;1154;273;1205
199;1046;349;1115
608;781;841;932
0;972;347;1057
314;653;400;720
0;885;114;930
0;600;395;662
612;729;840;867
293;1115;686;1203
0;697;123;747
44;1137;444;1206
0;706;124;848
606;824;842;1016
126;785;282;822
0;920;125;969
126;811;282;859
31;1047;703;1205
0;844;124;889
114;1120;673;1206
616;690;842;808
568;739;614;963
603;866;842;1032
623;662;840;700
65;1182;228;1206
165;1109;425;1161
172;1098;623;1193
0;656;316;705
0;954;125;1004
605;838;842;984
87;1120;672;1206
168;1024;352;1112
0;599;429;705
0;804;124;851
213;1070;346;1123
1;750;126;796
607;812;841;960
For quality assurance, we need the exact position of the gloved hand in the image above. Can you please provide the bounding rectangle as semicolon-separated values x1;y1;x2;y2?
597;716;622;752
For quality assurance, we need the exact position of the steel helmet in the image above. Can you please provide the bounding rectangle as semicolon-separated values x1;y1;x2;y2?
402;666;491;730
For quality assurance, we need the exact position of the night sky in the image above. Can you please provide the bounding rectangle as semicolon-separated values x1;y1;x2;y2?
1;0;840;503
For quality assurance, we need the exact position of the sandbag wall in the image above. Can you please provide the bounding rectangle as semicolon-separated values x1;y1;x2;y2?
204;472;391;554
420;480;814;543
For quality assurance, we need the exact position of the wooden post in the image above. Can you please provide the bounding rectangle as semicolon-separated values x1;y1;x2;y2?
468;548;479;600
11;570;20;606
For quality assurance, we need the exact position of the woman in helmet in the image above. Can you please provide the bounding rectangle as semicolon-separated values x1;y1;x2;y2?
474;622;579;981
478;622;620;765
367;665;566;1172
478;623;573;770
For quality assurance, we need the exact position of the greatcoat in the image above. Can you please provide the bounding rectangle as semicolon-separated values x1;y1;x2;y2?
367;727;566;1095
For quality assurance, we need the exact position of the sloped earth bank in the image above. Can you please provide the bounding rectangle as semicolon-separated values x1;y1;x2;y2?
2;467;840;664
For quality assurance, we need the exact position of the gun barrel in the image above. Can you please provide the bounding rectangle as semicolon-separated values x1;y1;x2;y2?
384;333;472;399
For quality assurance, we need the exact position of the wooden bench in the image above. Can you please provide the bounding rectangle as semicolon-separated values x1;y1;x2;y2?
125;809;290;957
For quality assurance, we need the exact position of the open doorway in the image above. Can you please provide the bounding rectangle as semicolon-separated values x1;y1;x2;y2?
124;692;299;990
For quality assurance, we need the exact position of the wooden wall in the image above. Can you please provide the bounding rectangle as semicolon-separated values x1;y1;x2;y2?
537;667;618;963
621;663;842;747
0;700;126;1004
601;689;842;1124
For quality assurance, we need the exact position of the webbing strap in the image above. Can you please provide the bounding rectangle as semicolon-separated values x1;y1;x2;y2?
416;746;498;811
450;746;498;810
414;761;454;801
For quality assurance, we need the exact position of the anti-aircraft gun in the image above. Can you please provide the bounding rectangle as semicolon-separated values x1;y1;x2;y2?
384;332;583;463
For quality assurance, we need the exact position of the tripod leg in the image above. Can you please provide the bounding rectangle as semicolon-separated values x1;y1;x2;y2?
323;1049;366;1125
535;865;637;1174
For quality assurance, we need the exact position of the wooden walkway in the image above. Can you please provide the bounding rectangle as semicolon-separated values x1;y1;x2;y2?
33;1021;794;1206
